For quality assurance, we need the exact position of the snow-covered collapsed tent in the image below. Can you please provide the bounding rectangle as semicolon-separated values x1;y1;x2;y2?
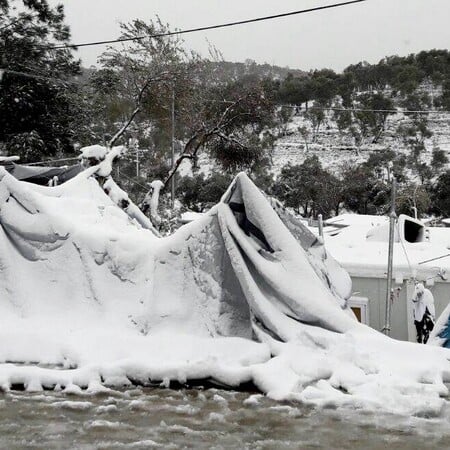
1;159;450;417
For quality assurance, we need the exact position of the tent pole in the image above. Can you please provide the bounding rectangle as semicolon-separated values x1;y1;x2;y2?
318;214;324;239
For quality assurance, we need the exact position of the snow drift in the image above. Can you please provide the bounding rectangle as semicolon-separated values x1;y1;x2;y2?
0;162;449;417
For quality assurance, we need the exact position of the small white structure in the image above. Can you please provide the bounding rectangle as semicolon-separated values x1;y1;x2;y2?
366;214;427;244
323;214;450;342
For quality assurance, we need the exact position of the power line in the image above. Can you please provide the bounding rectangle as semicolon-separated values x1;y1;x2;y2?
4;67;450;116
0;68;81;85
330;107;441;115
281;104;450;115
26;157;80;166
419;253;450;265
118;170;151;192
45;0;368;50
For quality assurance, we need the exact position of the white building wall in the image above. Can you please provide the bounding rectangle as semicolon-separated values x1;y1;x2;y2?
349;276;450;342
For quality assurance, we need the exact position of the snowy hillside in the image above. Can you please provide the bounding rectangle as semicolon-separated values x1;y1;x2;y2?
272;111;450;173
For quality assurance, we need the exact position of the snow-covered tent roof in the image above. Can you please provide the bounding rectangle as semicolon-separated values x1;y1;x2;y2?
325;214;388;229
324;214;450;281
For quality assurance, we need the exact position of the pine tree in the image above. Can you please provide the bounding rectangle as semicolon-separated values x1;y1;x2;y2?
0;0;81;161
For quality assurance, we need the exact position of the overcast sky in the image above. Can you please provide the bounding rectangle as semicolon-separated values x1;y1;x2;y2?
49;0;450;72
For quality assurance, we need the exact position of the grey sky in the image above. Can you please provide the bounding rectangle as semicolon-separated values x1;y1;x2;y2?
49;0;450;72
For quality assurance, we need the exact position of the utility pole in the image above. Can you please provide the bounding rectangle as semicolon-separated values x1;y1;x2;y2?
128;136;139;178
170;84;176;208
383;177;397;336
136;148;140;178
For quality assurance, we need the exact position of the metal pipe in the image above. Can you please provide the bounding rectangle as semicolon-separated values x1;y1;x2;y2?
383;178;397;336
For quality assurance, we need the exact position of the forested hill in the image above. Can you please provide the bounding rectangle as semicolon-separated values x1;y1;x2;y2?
202;60;305;82
79;59;305;84
273;49;450;109
79;49;450;101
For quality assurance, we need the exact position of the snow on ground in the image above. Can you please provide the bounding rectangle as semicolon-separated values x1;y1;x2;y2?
1;162;450;418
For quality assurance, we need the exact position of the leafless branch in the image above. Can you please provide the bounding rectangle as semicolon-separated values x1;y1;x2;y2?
161;99;254;188
109;106;141;147
163;152;194;187
108;72;173;147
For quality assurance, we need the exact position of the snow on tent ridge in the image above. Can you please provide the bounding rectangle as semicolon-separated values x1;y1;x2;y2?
1;161;450;418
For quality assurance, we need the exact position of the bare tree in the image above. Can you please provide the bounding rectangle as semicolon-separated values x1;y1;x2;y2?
164;77;275;188
95;18;192;148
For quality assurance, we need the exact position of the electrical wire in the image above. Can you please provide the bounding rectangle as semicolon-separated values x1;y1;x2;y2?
3;68;450;117
22;155;151;193
281;105;450;115
0;68;81;85
118;170;151;192
419;253;450;265
26;156;80;166
44;0;368;50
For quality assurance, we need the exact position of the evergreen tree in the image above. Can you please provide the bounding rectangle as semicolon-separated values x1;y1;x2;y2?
432;171;450;217
0;0;81;161
275;156;342;218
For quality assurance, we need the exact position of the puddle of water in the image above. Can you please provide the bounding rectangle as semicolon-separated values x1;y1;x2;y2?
0;388;449;449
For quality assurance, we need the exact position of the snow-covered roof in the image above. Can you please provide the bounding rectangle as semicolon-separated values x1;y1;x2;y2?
324;214;450;282
325;213;388;228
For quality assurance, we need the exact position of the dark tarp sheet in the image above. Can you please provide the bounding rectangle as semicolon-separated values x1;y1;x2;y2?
4;163;83;186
